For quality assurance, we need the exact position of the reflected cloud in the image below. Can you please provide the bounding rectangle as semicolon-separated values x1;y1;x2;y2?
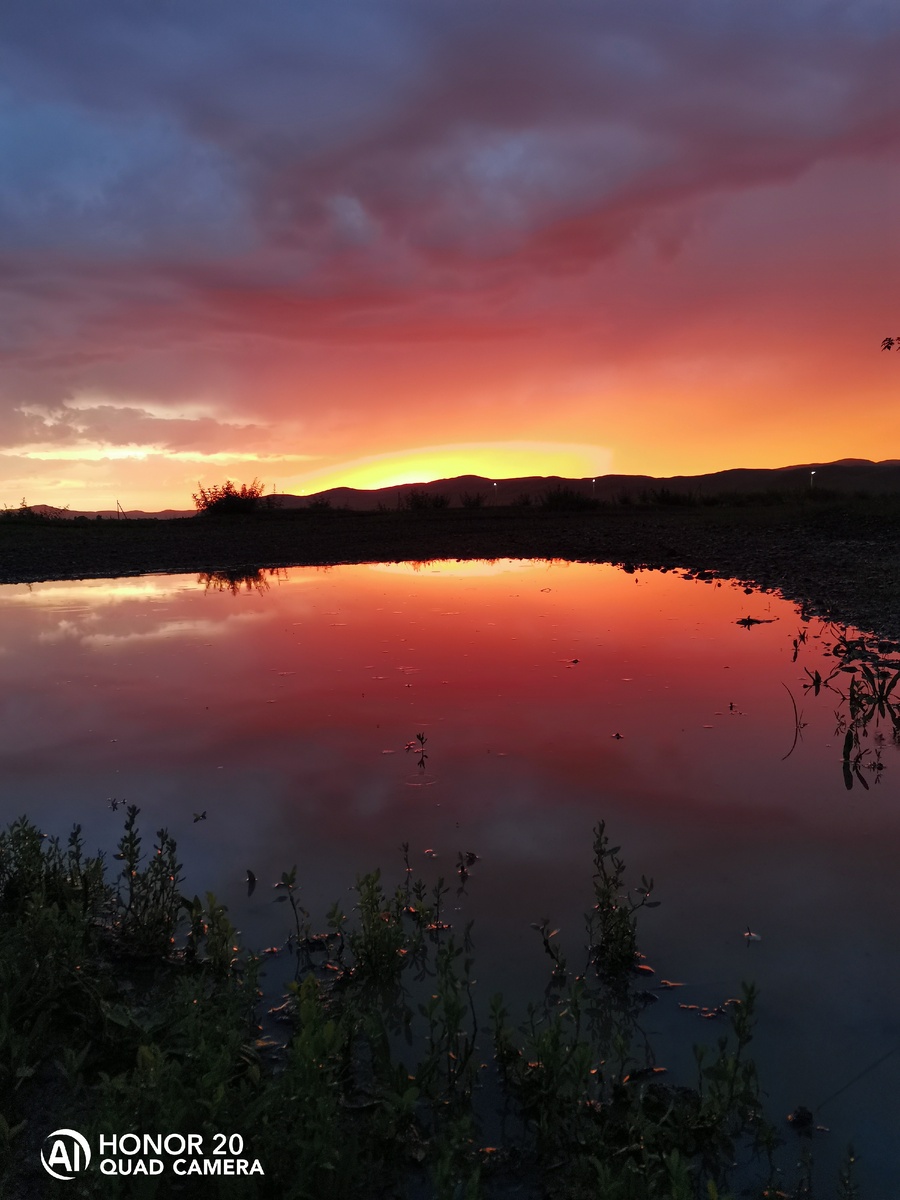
37;614;263;648
3;577;196;605
78;616;264;649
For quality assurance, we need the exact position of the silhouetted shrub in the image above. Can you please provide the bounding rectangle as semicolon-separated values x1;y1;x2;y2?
539;486;599;511
193;478;268;515
403;490;449;511
0;500;65;523
642;488;699;507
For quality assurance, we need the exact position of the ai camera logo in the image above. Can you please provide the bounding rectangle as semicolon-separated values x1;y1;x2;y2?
41;1129;92;1181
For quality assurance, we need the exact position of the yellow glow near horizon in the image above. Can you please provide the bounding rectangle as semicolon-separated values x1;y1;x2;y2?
289;442;613;494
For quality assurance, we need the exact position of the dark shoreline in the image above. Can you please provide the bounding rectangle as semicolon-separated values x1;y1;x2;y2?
2;498;899;642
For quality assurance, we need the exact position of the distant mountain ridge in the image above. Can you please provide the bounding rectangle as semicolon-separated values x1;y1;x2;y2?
20;458;900;519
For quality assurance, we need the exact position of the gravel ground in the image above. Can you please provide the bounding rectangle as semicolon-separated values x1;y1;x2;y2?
2;502;899;643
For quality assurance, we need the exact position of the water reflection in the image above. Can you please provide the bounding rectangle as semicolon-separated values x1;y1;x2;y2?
0;560;899;1191
199;567;288;595
788;622;900;790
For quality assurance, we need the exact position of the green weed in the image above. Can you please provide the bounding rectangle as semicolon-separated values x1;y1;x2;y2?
0;813;852;1199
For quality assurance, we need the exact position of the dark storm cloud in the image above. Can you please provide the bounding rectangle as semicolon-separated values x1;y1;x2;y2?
0;0;897;437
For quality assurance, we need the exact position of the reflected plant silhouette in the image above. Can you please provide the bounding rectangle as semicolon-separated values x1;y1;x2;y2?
198;567;286;594
850;663;900;729
789;620;900;791
781;684;807;760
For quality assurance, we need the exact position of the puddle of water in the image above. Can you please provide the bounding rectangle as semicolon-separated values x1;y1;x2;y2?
1;560;898;1192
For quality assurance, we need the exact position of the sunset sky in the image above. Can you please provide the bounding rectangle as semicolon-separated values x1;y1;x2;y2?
0;1;897;512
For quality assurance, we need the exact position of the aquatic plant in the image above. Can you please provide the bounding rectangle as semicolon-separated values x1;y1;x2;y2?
406;730;429;773
0;813;856;1199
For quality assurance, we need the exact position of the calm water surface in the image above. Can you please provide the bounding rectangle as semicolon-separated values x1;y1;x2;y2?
1;560;898;1193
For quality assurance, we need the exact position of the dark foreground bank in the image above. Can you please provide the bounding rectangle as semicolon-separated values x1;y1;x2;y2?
2;495;900;642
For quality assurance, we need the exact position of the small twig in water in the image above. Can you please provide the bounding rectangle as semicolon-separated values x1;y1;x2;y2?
781;683;806;760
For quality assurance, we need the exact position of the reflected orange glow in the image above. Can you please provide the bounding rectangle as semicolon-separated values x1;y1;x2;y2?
4;562;897;844
2;558;881;842
3;567;899;1193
